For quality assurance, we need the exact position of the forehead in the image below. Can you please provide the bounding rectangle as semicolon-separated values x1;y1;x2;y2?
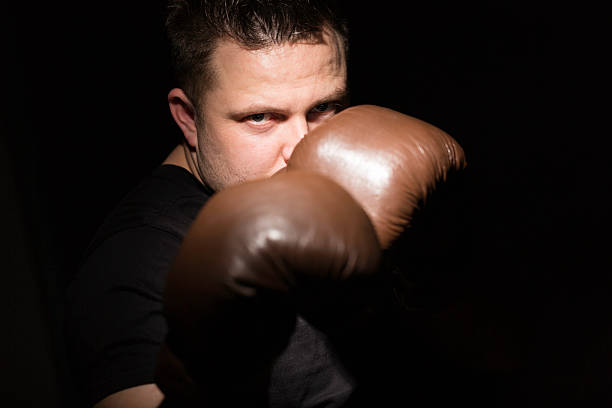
203;34;347;107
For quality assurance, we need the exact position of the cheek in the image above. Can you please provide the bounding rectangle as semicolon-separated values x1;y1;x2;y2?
239;138;282;165
223;129;285;169
308;121;323;132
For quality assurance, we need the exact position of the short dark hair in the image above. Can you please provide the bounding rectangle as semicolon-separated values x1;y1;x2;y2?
165;0;349;109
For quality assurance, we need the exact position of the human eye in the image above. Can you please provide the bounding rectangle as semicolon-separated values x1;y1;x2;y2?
313;103;330;113
307;102;343;122
316;101;345;114
245;113;273;124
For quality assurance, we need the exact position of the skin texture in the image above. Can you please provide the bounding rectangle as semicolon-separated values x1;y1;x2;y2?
92;384;164;408
167;32;347;192
288;105;467;249
96;34;347;408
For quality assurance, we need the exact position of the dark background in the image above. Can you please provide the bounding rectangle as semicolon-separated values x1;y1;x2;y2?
2;1;610;406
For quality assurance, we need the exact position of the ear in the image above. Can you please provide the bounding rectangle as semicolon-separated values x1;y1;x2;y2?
168;88;198;148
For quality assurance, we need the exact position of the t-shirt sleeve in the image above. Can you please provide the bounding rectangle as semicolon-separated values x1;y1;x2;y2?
65;226;182;406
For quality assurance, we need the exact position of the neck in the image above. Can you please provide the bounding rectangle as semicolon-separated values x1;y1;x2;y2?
162;142;215;194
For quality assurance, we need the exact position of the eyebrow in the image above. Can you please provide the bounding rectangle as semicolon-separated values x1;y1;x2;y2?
228;86;349;119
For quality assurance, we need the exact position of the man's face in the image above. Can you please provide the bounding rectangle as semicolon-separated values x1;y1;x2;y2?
195;34;347;191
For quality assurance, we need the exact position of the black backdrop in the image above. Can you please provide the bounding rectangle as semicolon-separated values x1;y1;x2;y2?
3;1;610;406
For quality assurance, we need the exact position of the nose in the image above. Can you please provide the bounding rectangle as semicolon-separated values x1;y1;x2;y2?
282;116;309;163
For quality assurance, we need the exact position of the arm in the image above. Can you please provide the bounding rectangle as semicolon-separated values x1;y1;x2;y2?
93;384;164;408
158;171;381;405
65;227;182;407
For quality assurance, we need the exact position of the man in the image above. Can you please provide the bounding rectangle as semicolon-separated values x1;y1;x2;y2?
66;1;355;406
66;1;466;407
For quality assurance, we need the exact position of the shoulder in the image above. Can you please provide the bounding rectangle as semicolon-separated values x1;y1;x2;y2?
65;165;210;407
67;164;212;316
85;164;210;258
70;164;211;291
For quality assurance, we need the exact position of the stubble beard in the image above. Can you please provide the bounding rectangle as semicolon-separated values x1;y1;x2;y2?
195;134;248;193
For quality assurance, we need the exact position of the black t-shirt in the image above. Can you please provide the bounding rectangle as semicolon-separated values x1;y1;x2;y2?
65;164;355;407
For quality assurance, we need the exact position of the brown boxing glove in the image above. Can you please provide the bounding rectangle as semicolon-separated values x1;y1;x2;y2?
158;170;380;406
287;105;467;249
